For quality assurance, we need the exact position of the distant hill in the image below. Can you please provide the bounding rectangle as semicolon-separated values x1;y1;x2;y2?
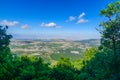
74;39;100;46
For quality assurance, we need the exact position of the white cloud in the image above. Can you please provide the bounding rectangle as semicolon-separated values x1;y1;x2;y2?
41;22;61;28
77;19;89;23
66;12;89;24
66;16;76;22
77;12;89;24
0;20;19;26
78;12;85;19
21;24;30;29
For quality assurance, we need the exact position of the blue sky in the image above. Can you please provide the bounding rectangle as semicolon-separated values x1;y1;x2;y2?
0;0;116;40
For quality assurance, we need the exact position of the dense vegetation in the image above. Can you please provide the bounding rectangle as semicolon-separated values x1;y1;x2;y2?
0;1;120;80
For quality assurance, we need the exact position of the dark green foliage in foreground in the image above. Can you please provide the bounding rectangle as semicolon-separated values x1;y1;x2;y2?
79;1;120;80
50;57;79;80
0;26;12;62
99;1;120;79
79;48;120;80
99;1;120;67
0;1;120;80
0;26;13;79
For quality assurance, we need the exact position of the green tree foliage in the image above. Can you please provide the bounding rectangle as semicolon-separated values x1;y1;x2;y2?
0;26;12;62
11;56;51;80
99;1;120;77
50;57;79;80
79;1;120;80
79;48;116;80
73;48;98;70
0;26;13;79
83;48;98;62
0;26;12;49
99;1;120;62
32;56;51;80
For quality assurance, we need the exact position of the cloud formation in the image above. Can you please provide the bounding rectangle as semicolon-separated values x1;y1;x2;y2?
66;16;76;22
41;22;56;27
21;24;30;29
78;12;85;19
77;12;89;24
66;12;89;24
0;19;31;29
41;22;61;28
0;20;19;26
77;19;88;23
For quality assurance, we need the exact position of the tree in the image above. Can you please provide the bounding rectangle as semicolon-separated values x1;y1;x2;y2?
0;25;12;60
79;48;116;80
83;48;98;63
98;1;120;75
50;57;79;80
0;26;13;79
79;1;120;80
